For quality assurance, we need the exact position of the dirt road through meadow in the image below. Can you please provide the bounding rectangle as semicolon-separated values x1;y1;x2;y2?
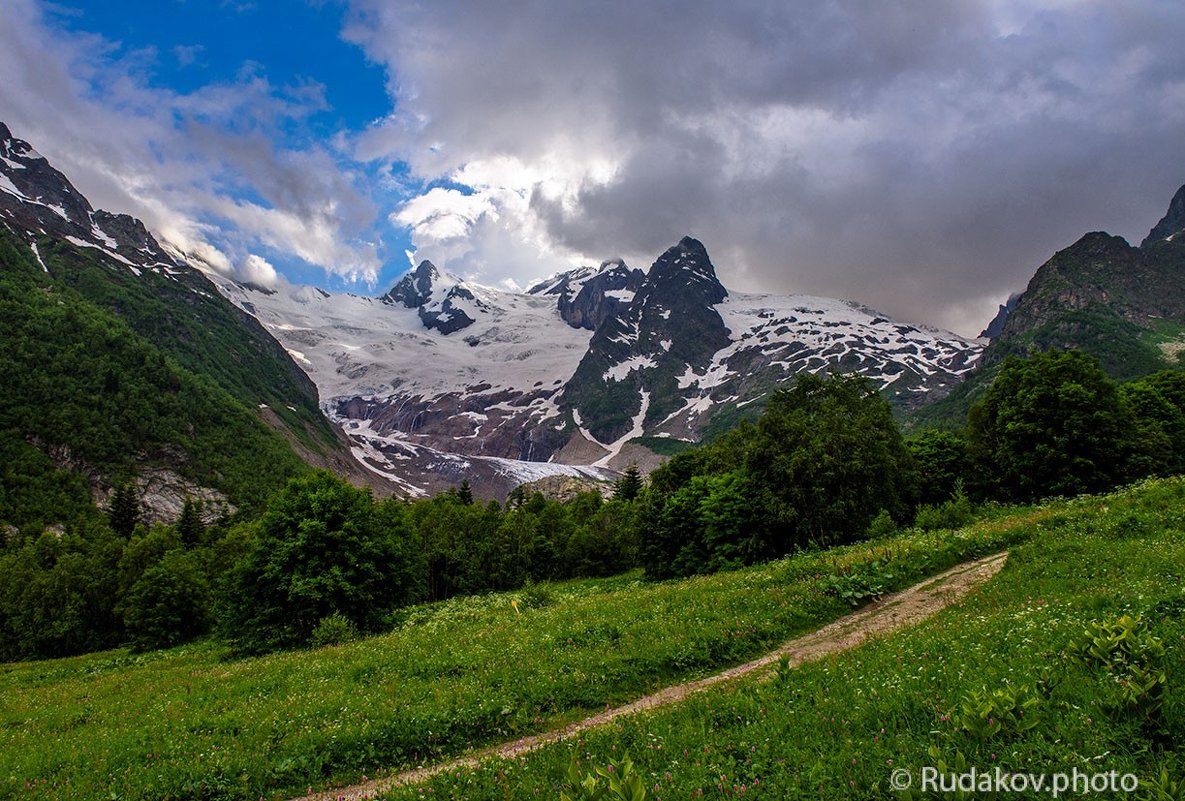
297;550;1009;801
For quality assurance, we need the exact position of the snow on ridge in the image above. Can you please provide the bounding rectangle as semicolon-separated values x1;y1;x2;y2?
63;235;139;271
604;354;657;382
0;172;27;199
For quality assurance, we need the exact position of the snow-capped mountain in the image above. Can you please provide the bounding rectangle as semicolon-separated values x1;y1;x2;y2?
1;119;980;501
215;237;983;496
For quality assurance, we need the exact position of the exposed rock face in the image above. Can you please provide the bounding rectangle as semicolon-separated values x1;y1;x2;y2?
383;260;440;308
1142;184;1185;247
979;292;1021;339
335;385;569;462
419;284;487;334
381;260;490;334
0;122;174;269
531;259;646;331
513;474;614;502
125;468;234;527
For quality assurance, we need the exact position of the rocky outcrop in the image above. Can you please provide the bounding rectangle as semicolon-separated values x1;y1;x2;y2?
513;474;614;502
1142;183;1185;247
383;260;440;308
534;259;646;331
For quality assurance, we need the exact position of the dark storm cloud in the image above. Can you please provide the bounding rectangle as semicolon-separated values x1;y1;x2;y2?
348;0;1185;335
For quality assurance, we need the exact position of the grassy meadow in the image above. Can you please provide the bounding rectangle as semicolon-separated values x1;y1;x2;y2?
0;510;1036;800
374;478;1185;800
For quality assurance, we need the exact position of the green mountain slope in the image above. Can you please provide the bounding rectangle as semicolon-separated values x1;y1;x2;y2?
0;230;310;531
907;186;1185;431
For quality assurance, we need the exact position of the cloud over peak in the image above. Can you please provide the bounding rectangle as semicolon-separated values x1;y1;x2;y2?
346;0;1185;334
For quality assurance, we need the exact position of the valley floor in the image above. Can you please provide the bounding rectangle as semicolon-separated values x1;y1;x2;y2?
3;479;1183;800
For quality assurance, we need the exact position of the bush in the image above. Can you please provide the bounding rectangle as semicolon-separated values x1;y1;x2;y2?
308;613;359;648
866;509;898;538
913;486;976;531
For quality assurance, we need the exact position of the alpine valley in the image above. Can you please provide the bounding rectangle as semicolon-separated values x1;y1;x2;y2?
5;117;1185;506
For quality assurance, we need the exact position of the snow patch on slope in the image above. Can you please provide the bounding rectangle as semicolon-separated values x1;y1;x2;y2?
593;390;650;468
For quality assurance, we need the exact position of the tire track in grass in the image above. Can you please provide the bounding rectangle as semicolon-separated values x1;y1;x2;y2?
296;551;1009;801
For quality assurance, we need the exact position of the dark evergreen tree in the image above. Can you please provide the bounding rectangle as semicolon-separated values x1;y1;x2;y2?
456;479;474;506
176;496;205;547
613;463;644;501
108;482;141;538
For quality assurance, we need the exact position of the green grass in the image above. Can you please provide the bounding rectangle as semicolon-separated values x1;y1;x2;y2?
0;518;1033;800
377;477;1185;800
627;436;696;457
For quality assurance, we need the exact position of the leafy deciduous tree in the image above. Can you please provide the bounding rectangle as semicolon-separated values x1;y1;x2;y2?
966;350;1134;502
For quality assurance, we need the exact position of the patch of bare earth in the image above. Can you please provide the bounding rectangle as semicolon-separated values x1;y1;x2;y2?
296;551;1009;801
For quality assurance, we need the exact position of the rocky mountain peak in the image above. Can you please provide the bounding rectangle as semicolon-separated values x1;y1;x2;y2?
1141;184;1185;248
539;258;646;331
646;236;727;304
380;259;490;335
1;120;176;271
979;291;1021;339
1;123;96;235
382;259;442;309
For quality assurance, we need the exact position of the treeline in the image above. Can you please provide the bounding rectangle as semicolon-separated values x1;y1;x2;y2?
2;349;1183;661
0;472;643;660
637;350;1185;579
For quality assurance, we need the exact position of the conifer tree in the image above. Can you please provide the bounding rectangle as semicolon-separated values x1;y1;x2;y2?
108;482;141;538
457;479;474;505
176;496;205;547
614;463;644;501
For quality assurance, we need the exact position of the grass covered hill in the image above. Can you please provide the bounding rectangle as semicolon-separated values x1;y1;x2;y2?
2;478;1183;799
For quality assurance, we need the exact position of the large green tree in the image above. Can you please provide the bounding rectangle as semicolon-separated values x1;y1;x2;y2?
745;372;916;548
966;350;1134;502
222;471;423;653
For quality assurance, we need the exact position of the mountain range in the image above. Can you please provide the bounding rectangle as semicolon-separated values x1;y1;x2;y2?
3;117;1184;510
213;236;980;497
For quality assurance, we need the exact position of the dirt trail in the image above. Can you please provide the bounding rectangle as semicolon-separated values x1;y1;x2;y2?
296;551;1009;801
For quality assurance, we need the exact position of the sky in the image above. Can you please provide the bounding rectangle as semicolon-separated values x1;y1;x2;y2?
2;0;1184;336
